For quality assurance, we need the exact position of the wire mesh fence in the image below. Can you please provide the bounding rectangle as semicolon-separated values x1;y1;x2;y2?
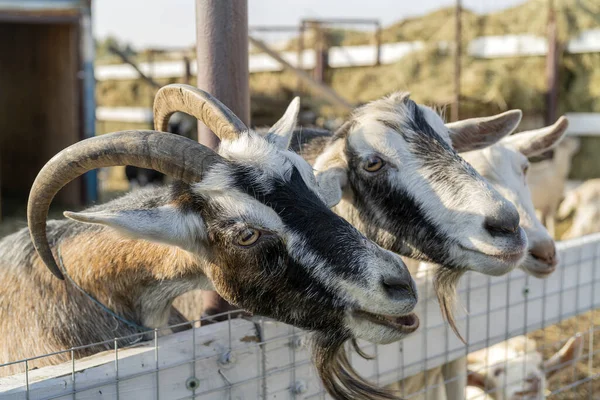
1;232;599;400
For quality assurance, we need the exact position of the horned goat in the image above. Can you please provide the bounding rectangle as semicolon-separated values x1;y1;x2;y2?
2;85;421;400
527;136;580;238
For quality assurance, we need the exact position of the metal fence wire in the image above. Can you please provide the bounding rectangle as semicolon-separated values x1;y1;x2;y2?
1;233;599;400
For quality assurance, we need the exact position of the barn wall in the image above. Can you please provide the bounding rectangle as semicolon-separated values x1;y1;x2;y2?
0;21;82;209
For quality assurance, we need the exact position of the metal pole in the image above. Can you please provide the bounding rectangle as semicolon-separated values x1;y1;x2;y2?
452;0;462;122
545;0;558;125
195;0;249;146
195;0;249;318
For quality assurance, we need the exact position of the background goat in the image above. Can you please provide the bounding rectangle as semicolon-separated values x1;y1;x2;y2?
466;334;583;400
527;136;580;238
3;85;420;400
557;178;600;239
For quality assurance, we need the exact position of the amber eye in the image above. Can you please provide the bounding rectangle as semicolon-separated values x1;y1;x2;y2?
364;156;384;172
237;228;260;246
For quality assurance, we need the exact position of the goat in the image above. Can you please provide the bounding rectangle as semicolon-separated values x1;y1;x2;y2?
388;117;570;399
173;93;528;340
2;85;420;399
527;136;580;238
557;178;600;239
466;334;583;400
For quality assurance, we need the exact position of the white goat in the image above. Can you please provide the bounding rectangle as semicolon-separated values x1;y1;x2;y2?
557;178;600;239
527;136;580;238
466;334;583;400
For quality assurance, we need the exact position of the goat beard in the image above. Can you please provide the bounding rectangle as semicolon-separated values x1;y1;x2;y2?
311;331;401;400
433;266;466;344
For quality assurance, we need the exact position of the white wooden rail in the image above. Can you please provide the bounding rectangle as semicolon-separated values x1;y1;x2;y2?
1;233;599;399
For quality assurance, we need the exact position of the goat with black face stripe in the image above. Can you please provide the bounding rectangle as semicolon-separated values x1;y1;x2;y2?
2;85;417;399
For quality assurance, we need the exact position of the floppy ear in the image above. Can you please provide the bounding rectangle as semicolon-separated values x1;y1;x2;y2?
267;97;300;150
64;205;206;253
503;116;570;158
544;333;583;380
447;110;523;152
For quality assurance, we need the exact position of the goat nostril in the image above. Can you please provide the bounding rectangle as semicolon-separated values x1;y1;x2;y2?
382;276;414;300
484;215;520;237
530;245;558;267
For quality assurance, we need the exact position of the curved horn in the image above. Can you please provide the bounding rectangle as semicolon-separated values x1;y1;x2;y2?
28;130;224;280
153;84;247;141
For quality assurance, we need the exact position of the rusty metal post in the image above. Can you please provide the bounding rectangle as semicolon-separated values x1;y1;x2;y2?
452;0;462;122
195;0;249;147
545;0;558;125
195;0;249;318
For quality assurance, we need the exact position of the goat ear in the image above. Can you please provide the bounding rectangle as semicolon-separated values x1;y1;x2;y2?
313;138;348;208
466;369;489;390
504;116;570;157
447;110;523;152
64;206;205;253
316;167;348;208
268;97;300;150
543;333;583;380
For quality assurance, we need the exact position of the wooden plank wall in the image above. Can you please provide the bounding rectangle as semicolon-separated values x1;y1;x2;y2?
0;22;82;209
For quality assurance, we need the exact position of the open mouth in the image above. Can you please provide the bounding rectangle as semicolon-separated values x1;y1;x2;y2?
353;310;420;333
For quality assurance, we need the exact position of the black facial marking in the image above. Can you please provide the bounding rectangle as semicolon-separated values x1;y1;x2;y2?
229;164;368;281
345;147;458;267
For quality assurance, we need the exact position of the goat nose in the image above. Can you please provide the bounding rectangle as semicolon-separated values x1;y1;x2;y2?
382;275;415;301
484;213;520;237
530;240;558;267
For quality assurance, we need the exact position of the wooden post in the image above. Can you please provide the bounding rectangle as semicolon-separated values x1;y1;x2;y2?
297;21;305;94
452;0;462;122
375;22;382;66
183;56;191;85
195;0;249;318
545;0;558;125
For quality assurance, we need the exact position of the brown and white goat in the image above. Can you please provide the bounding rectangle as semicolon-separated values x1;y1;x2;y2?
2;85;420;399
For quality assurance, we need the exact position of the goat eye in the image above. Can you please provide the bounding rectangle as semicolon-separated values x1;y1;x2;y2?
237;228;260;246
364;156;384;172
494;367;504;377
522;165;529;175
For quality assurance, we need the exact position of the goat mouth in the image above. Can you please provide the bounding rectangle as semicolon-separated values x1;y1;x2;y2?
352;310;420;333
459;245;525;264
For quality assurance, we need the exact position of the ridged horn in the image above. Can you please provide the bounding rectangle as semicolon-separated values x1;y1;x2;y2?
153;84;247;140
27;130;225;280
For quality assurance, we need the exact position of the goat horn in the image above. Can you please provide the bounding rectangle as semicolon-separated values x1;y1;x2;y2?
153;84;247;140
27;130;224;280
